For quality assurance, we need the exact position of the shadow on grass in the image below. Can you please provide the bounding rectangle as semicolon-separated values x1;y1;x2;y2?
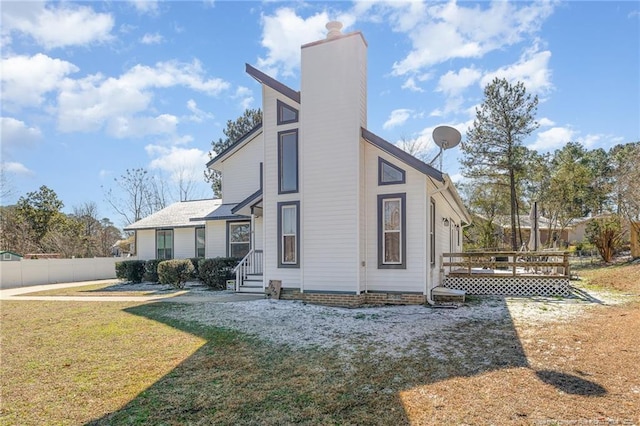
86;297;607;425
535;370;607;396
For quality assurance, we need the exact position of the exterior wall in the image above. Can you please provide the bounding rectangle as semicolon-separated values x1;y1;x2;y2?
0;257;120;287
205;220;227;258
174;227;195;259
299;32;367;293
254;216;264;250
262;87;302;289
430;188;466;287
136;229;156;260
363;143;427;294
220;133;263;204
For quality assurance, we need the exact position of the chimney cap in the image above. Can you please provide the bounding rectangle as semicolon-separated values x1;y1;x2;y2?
326;21;343;39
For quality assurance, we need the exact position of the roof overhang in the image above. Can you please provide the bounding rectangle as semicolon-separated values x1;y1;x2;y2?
246;63;301;104
207;124;263;170
231;189;263;217
361;128;443;182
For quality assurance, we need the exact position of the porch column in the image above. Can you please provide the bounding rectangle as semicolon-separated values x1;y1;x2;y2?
250;213;256;250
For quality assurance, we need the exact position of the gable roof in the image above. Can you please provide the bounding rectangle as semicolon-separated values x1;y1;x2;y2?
0;250;23;258
361;128;443;182
206;123;263;169
246;63;301;104
124;199;221;231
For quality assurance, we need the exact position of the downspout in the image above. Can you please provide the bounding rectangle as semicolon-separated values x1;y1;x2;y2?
425;177;450;305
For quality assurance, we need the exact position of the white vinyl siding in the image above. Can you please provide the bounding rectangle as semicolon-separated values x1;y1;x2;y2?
363;144;427;293
172;227;195;259
299;33;367;293
263;87;301;289
135;229;155;260
220;133;263;204
205;220;226;258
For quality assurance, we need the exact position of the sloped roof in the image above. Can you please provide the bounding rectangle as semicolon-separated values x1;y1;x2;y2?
192;203;249;221
206;123;263;169
124;199;222;231
245;63;300;103
361;128;444;182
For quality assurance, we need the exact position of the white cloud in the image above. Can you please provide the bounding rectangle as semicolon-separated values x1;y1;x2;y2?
128;0;159;15
401;77;424;92
0;117;42;153
383;108;413;130
437;67;482;96
1;54;78;109
386;1;554;76
56;60;230;137
146;145;209;183
538;117;555;127
1;1;114;49
140;32;164;45
107;114;179;139
2;161;32;175
528;126;575;152
257;8;330;78
233;86;254;111
185;99;215;123
480;45;553;94
580;133;603;148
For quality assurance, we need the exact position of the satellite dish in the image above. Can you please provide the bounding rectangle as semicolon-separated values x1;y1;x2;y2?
432;126;461;150
430;125;461;170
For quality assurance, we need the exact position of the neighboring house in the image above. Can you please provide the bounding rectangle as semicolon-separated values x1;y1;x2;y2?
125;199;222;260
495;215;570;248
126;22;471;306
0;251;23;261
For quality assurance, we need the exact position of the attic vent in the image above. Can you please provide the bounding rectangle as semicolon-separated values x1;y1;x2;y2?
326;21;343;39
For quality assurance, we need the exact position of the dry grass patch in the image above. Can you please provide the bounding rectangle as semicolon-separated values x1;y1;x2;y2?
576;261;640;294
21;282;181;297
0;301;206;425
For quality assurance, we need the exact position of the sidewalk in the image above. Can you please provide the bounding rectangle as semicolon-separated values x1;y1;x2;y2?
0;279;264;303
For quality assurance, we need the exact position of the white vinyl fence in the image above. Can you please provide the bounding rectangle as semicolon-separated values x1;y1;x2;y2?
0;257;129;287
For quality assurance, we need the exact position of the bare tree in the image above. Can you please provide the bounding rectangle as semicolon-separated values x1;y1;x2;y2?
103;168;167;226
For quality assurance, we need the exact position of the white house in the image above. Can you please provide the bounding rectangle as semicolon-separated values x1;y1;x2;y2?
126;22;471;306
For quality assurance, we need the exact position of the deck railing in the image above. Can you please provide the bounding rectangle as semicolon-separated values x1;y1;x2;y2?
234;249;263;290
442;251;570;278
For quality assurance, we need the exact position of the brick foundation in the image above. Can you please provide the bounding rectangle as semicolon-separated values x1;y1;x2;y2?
277;288;426;308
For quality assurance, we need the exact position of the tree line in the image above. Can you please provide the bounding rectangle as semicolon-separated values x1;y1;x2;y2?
0;186;123;258
460;78;640;255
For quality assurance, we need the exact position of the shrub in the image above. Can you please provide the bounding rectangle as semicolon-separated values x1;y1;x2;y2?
157;259;194;289
198;257;239;290
586;216;625;263
188;257;201;279
144;259;163;283
115;260;146;283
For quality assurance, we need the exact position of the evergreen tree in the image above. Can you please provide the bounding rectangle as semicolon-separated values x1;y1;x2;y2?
461;78;539;250
204;108;262;197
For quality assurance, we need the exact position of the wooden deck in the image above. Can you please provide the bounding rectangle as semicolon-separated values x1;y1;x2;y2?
441;251;571;297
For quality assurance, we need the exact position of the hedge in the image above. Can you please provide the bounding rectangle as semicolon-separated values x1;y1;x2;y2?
144;259;163;283
198;257;239;290
115;260;146;283
157;259;194;289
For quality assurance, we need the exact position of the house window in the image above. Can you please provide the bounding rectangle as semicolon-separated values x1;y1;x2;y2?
156;229;173;260
278;201;300;268
195;227;205;258
378;193;406;269
378;157;406;185
430;199;436;265
3;253;11;261
278;130;298;194
277;99;299;125
228;222;250;259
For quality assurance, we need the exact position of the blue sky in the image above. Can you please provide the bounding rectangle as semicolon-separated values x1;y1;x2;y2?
2;0;638;228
